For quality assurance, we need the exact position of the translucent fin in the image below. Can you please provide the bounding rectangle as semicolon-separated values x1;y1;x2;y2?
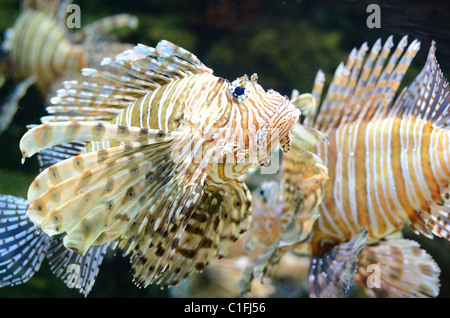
130;179;251;288
71;14;138;44
239;133;328;296
42;40;212;124
0;195;50;287
308;227;368;298
355;238;441;298
388;41;449;128
420;187;450;240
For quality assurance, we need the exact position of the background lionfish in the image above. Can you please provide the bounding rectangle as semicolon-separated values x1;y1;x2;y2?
1;38;304;295
240;36;449;298
0;0;138;131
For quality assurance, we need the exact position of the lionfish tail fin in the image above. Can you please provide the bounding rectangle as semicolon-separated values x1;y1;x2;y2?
308;227;368;298
0;195;50;287
355;238;441;298
239;149;326;296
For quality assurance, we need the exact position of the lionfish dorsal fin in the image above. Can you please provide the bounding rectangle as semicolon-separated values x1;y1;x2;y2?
388;41;450;128
313;36;421;133
44;40;212;124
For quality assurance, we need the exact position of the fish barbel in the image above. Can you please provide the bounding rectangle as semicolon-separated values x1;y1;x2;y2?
18;39;302;289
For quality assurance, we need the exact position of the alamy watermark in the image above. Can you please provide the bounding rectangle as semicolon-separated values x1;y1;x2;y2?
366;4;381;29
66;4;81;29
366;263;381;288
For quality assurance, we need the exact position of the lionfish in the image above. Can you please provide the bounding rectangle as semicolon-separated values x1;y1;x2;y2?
1;39;305;295
240;36;450;298
173;95;328;298
0;0;138;131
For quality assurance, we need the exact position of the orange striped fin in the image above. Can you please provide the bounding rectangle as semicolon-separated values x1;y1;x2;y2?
42;40;213;124
388;41;450;127
20;121;177;160
314;36;420;132
355;238;441;297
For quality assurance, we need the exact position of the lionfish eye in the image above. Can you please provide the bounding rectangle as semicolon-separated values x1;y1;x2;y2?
233;86;246;97
229;77;251;103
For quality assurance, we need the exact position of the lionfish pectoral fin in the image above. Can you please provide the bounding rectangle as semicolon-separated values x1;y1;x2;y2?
0;76;35;132
127;179;252;289
24;123;182;254
308;227;368;298
291;92;317;118
238;223;316;297
355;238;441;298
20;121;175;160
290;123;328;152
281;148;328;217
0;194;50;287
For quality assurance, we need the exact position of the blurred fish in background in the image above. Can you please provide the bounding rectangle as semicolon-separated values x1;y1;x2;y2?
0;0;138;132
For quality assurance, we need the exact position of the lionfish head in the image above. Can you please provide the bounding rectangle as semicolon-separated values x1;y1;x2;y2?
227;73;300;164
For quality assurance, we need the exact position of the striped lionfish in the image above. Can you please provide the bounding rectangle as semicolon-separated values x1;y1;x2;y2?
240;36;449;298
172;97;328;298
1;39;306;295
0;0;138;131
